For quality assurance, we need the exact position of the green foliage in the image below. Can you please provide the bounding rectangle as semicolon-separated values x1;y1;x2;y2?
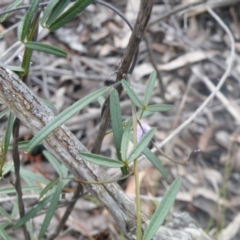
142;178;182;240
24;41;67;57
17;0;39;42
121;119;132;161
142;147;168;178
79;152;124;168
27;87;108;152
38;181;63;239
13;195;52;230
143;71;157;106
121;79;143;108
110;89;124;160
0;0;24;23
0;0;179;235
44;0;94;31
127;128;155;163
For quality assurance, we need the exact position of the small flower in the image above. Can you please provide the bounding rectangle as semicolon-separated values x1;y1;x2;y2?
137;123;151;142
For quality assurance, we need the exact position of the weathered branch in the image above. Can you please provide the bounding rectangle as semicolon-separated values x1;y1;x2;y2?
0;63;212;240
0;63;139;236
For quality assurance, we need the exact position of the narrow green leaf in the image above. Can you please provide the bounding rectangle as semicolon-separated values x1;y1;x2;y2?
40;0;60;26
45;0;71;27
38;98;57;113
0;0;24;22
43;151;63;177
13;195;52;230
7;66;25;73
0;206;11;221
49;0;94;31
39;178;59;199
121;119;132;161
143;71;156;106
8;141;29;150
0;225;9;240
38;181;63;239
121;80;143;108
110;89;123;160
2;163;13;176
27;87;108;152
146;104;173;113
3;112;15;153
136;110;153;119
142;178;182;240
24;41;66;57
128;128;155;163
0;186;41;195
20;168;50;185
18;0;39;41
97;96;105;106
79;152;124;168
142;148;168;178
0;109;8;119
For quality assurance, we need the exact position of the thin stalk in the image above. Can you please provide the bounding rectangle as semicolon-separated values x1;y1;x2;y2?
131;99;142;239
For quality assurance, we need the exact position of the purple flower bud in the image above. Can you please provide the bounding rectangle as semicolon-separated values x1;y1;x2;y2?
137;123;151;141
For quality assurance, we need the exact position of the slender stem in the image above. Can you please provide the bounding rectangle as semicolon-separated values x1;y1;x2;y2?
13;118;30;240
131;97;142;239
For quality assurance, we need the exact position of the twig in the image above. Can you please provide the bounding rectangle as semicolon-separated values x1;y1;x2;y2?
48;184;84;240
153;5;235;150
192;66;240;122
143;33;166;100
148;0;205;26
91;0;153;154
12;118;30;240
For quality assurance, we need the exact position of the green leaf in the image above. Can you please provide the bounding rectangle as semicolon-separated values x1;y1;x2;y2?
143;71;156;106
18;0;39;41
110;89;123;160
0;225;9;240
0;185;41;195
79;152;124;168
142;148;168;178
49;0;94;31
3;112;15;154
0;206;11;221
45;0;72;27
136;110;153;119
146;104;173;113
97;96;105;107
43;151;63;177
39;178;59;199
24;41;66;57
121;80;143;108
127;128;155;163
7;66;25;73
40;0;61;26
20;168;50;185
8;141;29;150
38;181;63;239
0;109;8;119
121;119;132;161
13;195;52;230
2;163;13;176
142;178;182;240
27;87;108;152
0;0;24;23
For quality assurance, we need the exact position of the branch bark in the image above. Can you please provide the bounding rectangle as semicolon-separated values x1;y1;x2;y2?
0;61;212;240
0;63;139;236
